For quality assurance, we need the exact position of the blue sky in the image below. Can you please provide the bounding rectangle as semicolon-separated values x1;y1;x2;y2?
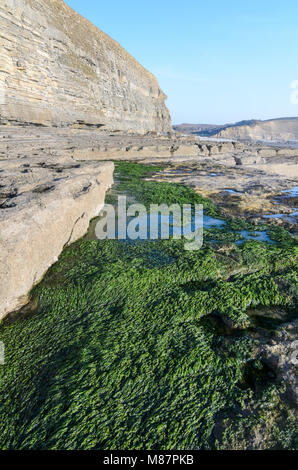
65;0;298;124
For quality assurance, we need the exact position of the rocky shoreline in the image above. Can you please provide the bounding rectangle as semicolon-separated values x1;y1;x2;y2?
0;127;115;318
0;125;297;319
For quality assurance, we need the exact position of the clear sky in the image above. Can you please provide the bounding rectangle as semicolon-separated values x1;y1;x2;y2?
65;0;298;124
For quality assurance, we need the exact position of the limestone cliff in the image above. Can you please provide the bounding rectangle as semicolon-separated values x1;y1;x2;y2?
0;0;171;132
215;118;298;142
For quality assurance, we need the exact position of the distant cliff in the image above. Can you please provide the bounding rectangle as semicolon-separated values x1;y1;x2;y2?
175;118;298;142
0;0;171;132
214;118;298;142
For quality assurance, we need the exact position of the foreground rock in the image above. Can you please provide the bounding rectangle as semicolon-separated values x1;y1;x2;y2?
150;160;298;227
0;154;114;319
0;0;171;132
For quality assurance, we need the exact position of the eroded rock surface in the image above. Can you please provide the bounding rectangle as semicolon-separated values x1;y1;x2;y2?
145;147;298;227
0;148;114;319
0;0;171;132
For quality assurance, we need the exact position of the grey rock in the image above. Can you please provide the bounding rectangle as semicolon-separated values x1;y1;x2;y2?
0;0;171;133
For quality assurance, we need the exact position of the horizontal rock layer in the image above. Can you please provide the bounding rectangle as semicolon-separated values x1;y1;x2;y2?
0;0;171;132
0;153;114;319
215;118;298;142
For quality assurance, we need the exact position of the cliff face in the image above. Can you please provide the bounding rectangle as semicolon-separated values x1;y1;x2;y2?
215;118;298;142
0;0;171;132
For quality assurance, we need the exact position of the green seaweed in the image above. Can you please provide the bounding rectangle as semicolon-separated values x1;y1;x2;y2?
115;161;220;217
0;161;296;450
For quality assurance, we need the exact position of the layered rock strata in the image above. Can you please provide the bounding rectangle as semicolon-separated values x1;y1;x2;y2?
0;154;114;319
175;118;298;143
2;126;297;163
0;0;171;132
214;118;298;142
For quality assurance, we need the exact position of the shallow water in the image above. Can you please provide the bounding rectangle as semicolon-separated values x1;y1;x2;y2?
89;208;226;241
208;172;224;177
264;184;298;222
203;215;226;227
223;188;242;195
88;207;275;247
236;230;273;245
264;210;298;222
282;186;298;197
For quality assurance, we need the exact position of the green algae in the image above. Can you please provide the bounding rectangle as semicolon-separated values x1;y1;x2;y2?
0;161;297;450
116;161;219;217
